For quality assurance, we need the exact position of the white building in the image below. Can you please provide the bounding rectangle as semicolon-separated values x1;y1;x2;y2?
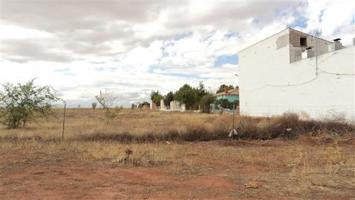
239;27;355;122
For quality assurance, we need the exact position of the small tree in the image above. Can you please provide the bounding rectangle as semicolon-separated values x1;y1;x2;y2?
95;90;117;110
174;84;198;110
164;91;174;107
95;90;118;121
150;91;163;107
199;94;215;113
197;82;208;97
216;84;234;93
0;79;58;128
138;101;150;108
91;102;97;110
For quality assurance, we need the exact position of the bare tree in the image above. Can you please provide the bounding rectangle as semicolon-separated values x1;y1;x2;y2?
95;90;119;120
95;90;118;110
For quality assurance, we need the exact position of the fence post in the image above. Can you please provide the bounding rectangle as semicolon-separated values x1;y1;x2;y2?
232;104;236;129
62;101;66;141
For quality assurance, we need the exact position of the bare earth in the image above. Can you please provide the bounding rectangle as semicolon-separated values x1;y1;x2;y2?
1;140;354;200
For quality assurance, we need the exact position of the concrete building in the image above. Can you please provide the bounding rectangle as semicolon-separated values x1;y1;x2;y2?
239;27;355;122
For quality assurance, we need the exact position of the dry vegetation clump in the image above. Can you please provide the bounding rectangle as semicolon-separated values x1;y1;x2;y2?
72;112;354;142
75;128;227;143
235;113;355;140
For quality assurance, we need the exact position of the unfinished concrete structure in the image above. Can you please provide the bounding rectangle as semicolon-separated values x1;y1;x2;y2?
170;100;186;112
160;99;167;111
288;29;335;62
239;27;355;121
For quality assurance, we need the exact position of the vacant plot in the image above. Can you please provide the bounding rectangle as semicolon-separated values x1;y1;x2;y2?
0;109;354;199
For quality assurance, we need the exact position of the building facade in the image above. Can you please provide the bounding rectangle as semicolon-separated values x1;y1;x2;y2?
239;28;355;121
211;88;239;112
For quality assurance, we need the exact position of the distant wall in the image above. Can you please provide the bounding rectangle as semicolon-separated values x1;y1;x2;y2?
240;29;355;122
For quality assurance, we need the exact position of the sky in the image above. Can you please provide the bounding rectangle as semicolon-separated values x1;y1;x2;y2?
0;0;354;107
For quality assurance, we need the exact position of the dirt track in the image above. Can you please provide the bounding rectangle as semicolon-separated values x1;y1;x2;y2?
1;162;237;199
0;151;241;200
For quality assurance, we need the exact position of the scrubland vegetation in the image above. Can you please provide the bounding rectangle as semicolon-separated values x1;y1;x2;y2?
1;109;353;142
0;109;354;199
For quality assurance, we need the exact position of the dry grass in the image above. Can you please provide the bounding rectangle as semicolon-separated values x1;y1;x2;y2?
0;109;231;141
235;113;355;140
0;109;353;142
0;109;354;199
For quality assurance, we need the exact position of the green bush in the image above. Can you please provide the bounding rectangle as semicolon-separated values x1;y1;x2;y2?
199;94;215;113
0;79;58;128
215;99;238;110
150;91;163;106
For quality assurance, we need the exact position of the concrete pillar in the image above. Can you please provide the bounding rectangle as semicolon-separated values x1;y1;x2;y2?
170;101;175;111
181;104;186;112
160;99;166;111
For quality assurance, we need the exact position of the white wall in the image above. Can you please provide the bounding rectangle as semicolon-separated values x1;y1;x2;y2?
240;29;355;122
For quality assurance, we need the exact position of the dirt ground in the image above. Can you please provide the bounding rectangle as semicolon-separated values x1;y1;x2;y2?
0;110;354;199
1;140;354;200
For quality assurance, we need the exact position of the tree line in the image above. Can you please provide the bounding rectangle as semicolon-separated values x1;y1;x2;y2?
150;82;238;112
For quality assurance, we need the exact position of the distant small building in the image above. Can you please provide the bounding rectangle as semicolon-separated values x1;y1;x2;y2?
215;88;239;103
150;101;157;111
138;101;150;110
211;88;239;112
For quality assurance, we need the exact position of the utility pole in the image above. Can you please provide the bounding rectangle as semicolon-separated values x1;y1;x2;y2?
232;104;236;129
315;38;318;77
314;29;321;76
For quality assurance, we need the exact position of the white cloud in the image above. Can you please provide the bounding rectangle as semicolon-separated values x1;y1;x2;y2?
0;0;353;106
0;21;54;40
304;0;355;44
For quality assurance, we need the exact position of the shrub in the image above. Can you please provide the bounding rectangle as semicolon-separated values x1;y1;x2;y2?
174;84;198;110
164;91;174;107
199;94;215;113
235;113;355;140
0;79;58;128
91;102;97;110
150;91;163;107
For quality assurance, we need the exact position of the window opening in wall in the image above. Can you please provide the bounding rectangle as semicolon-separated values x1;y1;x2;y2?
300;37;307;47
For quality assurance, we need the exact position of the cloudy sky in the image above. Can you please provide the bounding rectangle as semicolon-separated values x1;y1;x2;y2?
0;0;354;107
